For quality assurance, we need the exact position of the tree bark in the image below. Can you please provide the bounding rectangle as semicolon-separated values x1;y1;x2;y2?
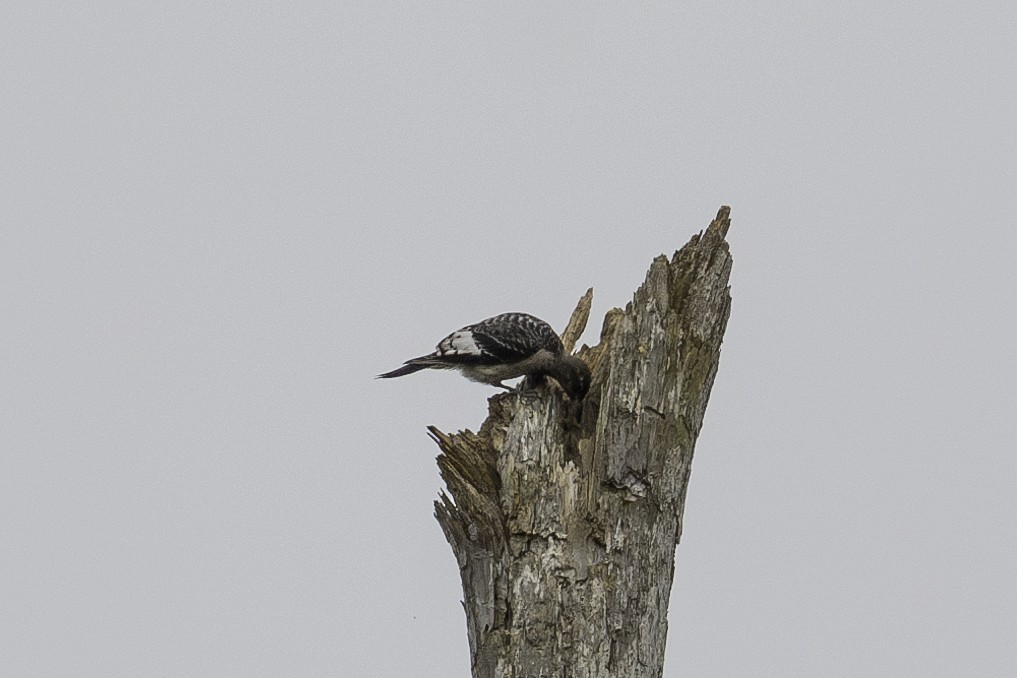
432;207;733;677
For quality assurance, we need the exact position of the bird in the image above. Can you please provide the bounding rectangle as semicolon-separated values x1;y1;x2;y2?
378;312;591;401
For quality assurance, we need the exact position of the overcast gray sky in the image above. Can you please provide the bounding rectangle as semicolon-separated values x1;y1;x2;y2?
3;2;1015;677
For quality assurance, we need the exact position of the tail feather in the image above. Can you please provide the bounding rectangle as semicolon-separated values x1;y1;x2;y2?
377;363;427;379
377;355;441;379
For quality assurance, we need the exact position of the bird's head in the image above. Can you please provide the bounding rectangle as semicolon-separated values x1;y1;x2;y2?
554;354;591;402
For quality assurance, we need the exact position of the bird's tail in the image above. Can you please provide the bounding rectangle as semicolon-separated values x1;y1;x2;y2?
377;355;442;379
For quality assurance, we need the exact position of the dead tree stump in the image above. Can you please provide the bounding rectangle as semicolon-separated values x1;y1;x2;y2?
432;207;734;677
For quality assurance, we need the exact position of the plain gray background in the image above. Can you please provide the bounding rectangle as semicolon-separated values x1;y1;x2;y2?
3;3;1015;677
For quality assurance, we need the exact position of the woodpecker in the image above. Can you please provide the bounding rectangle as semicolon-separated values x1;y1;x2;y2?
378;312;591;401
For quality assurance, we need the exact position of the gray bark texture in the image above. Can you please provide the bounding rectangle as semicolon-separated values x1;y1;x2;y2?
431;207;733;678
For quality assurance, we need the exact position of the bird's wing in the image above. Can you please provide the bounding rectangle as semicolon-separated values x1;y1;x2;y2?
450;313;563;363
380;313;564;377
432;328;489;362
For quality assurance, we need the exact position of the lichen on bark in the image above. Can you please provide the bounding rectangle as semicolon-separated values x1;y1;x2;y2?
433;207;734;678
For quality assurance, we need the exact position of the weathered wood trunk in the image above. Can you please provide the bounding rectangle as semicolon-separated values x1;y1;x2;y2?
432;208;733;677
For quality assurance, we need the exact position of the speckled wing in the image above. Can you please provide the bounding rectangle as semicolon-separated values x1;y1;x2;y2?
455;312;564;363
378;312;571;382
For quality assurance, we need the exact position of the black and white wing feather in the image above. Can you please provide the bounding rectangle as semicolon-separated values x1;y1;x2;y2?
438;312;563;363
